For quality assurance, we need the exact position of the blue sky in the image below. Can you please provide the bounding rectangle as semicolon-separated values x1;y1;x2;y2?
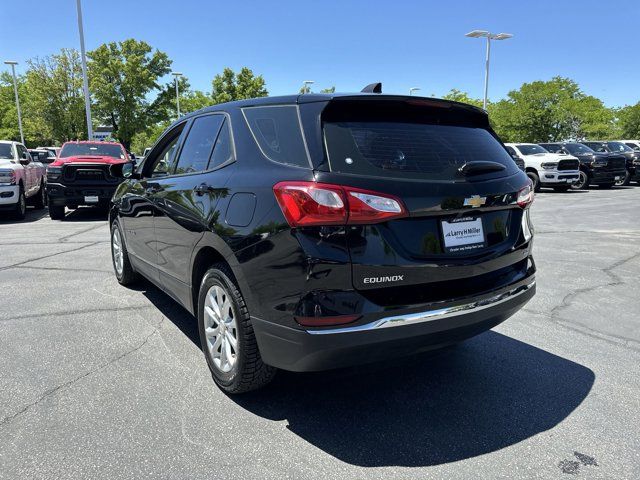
1;0;638;107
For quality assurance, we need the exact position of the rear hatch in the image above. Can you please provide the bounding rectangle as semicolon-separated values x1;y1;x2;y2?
312;96;532;305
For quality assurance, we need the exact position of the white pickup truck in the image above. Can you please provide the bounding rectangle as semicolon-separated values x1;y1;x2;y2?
504;143;581;192
0;140;47;219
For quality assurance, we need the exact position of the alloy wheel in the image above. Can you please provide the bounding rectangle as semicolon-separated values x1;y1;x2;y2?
203;284;238;373
572;171;588;190
112;228;124;276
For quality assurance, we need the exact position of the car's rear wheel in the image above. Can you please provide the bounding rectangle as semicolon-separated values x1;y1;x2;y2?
110;220;138;285
48;203;65;220
13;186;26;220
526;171;540;192
571;171;590;190
198;263;276;394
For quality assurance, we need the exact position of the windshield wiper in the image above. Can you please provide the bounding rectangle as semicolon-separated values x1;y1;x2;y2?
458;161;506;176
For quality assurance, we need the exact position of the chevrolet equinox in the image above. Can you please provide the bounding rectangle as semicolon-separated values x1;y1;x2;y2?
109;87;536;393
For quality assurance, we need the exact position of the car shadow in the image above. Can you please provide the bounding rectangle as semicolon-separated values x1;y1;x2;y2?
136;279;594;468
62;207;109;222
233;332;594;468
0;206;49;224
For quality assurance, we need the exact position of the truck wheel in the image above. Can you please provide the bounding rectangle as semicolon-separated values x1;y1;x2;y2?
615;171;630;186
48;203;65;220
32;182;46;209
526;171;540;192
110;220;138;286
13;186;26;220
571;171;590;190
198;263;276;394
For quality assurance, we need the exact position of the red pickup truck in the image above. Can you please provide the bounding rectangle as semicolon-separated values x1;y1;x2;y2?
46;141;130;220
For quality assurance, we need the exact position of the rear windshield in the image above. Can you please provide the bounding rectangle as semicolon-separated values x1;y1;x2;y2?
60;143;125;159
324;121;516;180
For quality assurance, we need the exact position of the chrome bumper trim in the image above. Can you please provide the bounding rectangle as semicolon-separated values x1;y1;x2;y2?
306;280;535;335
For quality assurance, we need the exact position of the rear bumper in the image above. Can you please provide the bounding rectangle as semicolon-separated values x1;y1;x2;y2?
252;273;535;372
46;182;118;206
0;185;19;206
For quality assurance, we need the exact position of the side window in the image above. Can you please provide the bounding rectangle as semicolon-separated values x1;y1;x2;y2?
174;115;224;175
17;145;30;162
242;105;311;167
208;119;233;169
145;124;186;178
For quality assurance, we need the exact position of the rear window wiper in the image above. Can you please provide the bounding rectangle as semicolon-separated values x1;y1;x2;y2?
458;161;506;176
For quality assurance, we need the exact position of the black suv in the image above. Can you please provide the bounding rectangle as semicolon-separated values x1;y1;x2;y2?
109;91;536;393
539;142;626;189
582;141;639;186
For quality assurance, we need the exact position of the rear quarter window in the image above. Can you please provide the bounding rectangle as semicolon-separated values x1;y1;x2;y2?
324;121;517;180
242;105;311;168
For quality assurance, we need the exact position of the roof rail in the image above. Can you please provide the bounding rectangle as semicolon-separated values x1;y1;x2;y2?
361;82;382;93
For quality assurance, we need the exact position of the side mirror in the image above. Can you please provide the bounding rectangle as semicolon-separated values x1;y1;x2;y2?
110;161;136;179
19;153;30;165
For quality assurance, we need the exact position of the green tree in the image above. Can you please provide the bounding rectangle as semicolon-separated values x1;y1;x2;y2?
211;67;267;104
24;48;87;144
442;89;483;108
618;103;640;139
487;77;617;142
299;85;336;94
88;39;172;149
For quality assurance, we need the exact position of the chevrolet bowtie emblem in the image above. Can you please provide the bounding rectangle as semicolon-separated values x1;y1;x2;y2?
463;195;487;208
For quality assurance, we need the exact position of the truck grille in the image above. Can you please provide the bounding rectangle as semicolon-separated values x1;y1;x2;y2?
62;164;119;183
557;159;579;171
605;156;626;171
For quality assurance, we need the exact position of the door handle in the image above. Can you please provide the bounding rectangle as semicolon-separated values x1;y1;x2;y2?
194;183;213;196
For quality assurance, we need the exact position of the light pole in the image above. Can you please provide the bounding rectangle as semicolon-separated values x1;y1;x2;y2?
465;30;513;110
409;87;421;96
171;72;183;118
4;61;24;145
302;80;314;94
76;0;93;140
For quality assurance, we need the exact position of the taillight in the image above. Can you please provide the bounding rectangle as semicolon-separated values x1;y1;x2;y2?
273;181;408;227
517;183;534;208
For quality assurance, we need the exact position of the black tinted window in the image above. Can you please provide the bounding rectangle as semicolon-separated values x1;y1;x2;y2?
324;122;516;180
174;115;224;175
0;144;13;159
208;119;233;169
243;106;311;167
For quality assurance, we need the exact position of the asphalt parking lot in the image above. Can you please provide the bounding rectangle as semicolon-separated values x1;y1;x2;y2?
1;186;639;479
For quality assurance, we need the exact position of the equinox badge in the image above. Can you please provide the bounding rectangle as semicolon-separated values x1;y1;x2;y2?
463;195;487;208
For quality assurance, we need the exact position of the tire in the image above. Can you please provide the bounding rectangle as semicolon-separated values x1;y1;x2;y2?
12;185;26;220
32;182;46;209
110;220;138;286
571;170;590;190
600;183;615;189
553;185;570;192
526;171;541;192
48;203;65;220
198;263;276;394
615;171;631;186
